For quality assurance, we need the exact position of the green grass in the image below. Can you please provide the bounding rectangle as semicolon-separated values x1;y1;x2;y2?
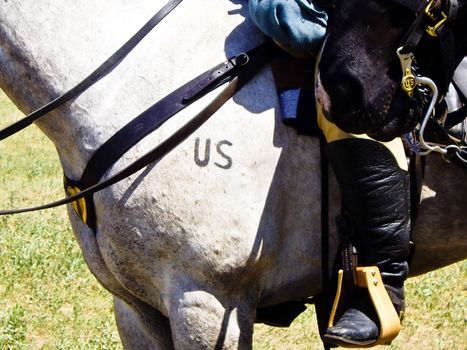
0;91;120;349
0;90;465;349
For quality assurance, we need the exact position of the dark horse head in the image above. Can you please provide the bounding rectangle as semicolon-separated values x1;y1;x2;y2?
316;0;467;141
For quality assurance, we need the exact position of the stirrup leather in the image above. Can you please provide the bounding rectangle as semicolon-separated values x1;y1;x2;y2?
328;266;401;347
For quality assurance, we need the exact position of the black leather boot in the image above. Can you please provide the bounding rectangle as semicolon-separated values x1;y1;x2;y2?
323;138;411;347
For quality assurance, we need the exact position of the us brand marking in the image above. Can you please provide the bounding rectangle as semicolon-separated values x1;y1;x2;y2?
194;137;233;169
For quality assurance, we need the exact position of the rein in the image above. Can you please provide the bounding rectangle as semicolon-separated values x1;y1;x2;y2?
63;42;281;228
0;0;184;140
0;2;283;227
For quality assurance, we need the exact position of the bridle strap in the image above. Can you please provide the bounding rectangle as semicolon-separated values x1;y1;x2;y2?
396;0;460;97
0;0;184;140
397;0;458;49
437;23;458;94
398;7;431;54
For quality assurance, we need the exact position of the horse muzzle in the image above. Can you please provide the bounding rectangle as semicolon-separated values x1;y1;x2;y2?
315;56;422;141
315;37;380;136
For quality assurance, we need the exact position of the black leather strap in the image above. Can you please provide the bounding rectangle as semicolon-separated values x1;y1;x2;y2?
1;79;240;218
80;52;250;188
445;104;467;128
437;29;457;95
0;0;184;140
398;8;431;54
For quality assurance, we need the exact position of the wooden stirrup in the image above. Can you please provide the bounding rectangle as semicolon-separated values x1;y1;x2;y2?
328;266;401;347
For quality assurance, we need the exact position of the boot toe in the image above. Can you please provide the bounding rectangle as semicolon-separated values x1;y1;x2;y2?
324;307;379;346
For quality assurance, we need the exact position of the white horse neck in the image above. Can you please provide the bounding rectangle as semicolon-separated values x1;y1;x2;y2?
1;0;326;306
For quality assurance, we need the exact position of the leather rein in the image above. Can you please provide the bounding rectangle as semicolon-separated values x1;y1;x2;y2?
0;0;283;229
0;0;183;141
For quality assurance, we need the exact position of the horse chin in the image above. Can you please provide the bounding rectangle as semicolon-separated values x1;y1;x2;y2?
367;122;407;142
367;95;422;141
316;71;422;141
328;95;421;142
331;111;374;135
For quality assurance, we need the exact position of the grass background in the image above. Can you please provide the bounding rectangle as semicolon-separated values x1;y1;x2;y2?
0;89;465;349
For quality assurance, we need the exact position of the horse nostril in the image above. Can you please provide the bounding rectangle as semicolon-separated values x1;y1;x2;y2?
323;69;363;117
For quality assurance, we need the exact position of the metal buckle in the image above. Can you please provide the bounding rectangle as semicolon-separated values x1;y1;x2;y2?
425;0;448;37
65;185;88;224
426;12;447;36
425;0;440;20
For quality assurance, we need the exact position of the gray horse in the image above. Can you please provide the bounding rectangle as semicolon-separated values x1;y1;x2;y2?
0;0;465;349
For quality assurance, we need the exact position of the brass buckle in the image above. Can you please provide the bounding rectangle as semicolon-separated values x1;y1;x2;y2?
424;0;439;20
425;0;447;37
426;11;447;36
65;185;88;224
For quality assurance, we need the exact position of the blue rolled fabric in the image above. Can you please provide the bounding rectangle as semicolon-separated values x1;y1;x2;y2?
249;0;328;53
278;88;301;124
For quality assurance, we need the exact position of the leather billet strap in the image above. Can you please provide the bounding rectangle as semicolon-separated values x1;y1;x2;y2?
335;213;358;286
0;0;184;141
2;78;240;223
2;41;283;229
80;51;252;188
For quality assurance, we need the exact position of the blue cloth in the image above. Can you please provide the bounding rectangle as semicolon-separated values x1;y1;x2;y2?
278;87;319;135
249;0;327;53
279;88;301;123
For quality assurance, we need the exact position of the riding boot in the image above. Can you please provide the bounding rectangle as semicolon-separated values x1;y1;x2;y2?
322;138;411;347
